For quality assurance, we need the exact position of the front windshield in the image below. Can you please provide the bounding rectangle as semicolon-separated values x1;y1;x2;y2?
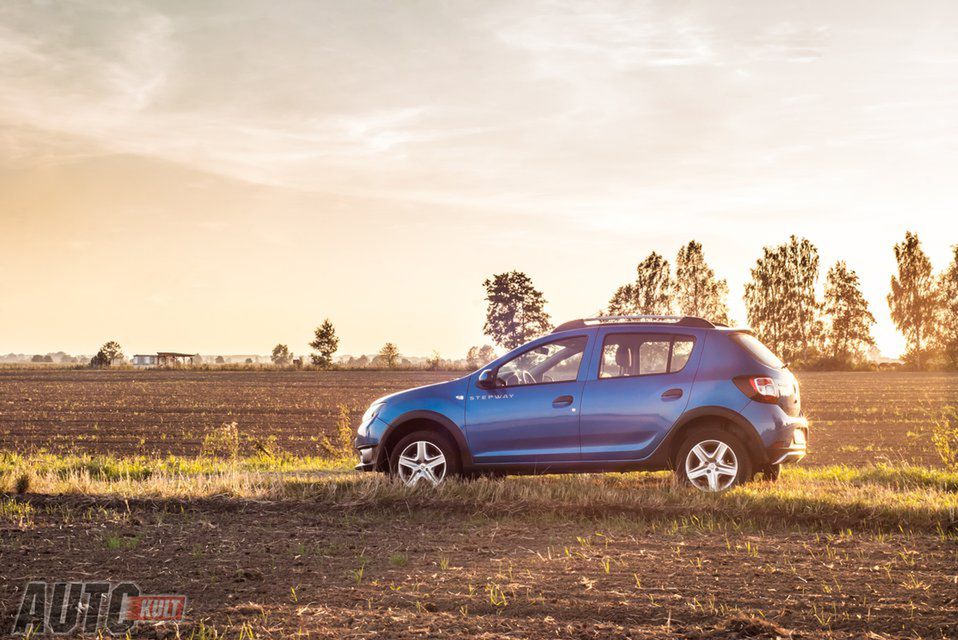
496;336;587;387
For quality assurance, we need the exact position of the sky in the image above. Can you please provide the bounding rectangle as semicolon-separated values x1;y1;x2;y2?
1;0;956;359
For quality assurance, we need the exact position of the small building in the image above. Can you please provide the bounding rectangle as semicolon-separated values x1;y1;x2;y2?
131;352;199;367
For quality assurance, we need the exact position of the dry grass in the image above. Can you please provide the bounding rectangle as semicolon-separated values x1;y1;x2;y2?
4;453;955;534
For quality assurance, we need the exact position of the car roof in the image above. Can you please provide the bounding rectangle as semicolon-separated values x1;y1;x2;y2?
552;315;720;333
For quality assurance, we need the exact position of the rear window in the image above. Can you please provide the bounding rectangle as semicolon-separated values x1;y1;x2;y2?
731;333;785;369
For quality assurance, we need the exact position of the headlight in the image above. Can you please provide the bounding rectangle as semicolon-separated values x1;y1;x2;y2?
361;402;385;425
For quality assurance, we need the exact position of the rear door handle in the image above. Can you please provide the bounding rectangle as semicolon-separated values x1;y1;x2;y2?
552;395;574;408
661;388;683;400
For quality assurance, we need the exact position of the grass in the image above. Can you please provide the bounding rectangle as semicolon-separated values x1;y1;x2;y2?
3;453;956;534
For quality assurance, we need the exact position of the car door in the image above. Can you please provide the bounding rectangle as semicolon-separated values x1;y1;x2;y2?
578;329;699;461
465;334;591;464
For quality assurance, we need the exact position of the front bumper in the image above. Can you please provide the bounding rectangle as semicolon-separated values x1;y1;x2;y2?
354;444;379;472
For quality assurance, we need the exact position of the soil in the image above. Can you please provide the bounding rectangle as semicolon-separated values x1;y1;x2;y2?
1;369;955;466
2;494;955;639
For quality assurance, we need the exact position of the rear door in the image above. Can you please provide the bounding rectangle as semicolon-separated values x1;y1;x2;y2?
578;329;700;461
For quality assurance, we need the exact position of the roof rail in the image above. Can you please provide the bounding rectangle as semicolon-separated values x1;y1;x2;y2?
552;315;715;332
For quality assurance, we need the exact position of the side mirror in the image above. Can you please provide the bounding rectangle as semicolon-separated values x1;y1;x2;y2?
477;368;496;389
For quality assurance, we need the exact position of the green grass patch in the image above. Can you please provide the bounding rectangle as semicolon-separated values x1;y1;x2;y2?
0;451;350;481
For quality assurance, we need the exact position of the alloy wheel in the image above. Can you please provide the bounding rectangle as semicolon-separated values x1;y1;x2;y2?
397;440;447;487
684;439;739;492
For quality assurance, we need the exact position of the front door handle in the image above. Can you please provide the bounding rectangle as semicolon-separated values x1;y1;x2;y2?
661;388;683;400
552;395;574;408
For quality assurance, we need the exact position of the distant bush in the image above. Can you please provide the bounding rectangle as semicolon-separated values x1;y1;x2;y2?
931;406;958;471
201;421;240;460
321;404;354;460
15;473;30;494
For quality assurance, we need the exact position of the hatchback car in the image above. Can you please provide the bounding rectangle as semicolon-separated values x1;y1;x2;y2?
354;316;807;492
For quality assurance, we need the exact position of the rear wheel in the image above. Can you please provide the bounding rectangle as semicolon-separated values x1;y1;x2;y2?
389;431;460;487
675;427;752;492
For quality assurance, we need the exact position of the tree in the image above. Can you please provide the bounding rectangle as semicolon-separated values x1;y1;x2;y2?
30;355;43;363
215;356;225;364
483;271;552;349
378;343;400;368
888;231;938;369
427;350;443;371
466;345;497;369
478;345;496;363
934;245;958;369
744;236;821;365
607;252;673;316
309;319;340;368
674;241;729;324
822;261;875;366
91;341;123;367
271;344;291;366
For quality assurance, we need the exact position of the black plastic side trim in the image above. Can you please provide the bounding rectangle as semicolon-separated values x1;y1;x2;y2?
381;410;474;470
641;405;769;468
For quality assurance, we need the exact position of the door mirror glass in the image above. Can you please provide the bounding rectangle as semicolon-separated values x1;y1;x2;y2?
477;368;496;389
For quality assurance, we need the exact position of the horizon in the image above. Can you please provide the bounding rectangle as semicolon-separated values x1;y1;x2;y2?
2;1;957;358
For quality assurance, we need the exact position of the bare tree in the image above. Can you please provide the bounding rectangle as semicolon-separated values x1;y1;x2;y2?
271;344;291;366
888;231;938;369
309;319;340;368
91;341;124;368
378;342;400;369
934;245;958;369
466;345;497;369
483;271;552;349
674;240;729;323
607;252;673;315
823;261;875;366
744;236;821;365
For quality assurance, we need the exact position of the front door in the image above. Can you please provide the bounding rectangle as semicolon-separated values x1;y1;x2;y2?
465;334;590;464
579;330;698;461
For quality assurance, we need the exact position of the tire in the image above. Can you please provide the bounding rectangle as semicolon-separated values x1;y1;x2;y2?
674;427;753;493
757;464;781;482
388;430;461;487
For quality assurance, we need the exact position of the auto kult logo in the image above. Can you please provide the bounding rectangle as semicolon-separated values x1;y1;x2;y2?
11;581;186;635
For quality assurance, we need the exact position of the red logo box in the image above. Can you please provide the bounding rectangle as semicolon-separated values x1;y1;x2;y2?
124;595;187;622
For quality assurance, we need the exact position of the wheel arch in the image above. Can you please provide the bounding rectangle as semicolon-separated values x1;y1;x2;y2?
377;410;472;471
662;406;769;469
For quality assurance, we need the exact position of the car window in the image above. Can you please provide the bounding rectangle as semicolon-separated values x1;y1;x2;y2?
671;338;694;371
730;333;785;369
638;340;670;375
599;334;695;379
496;336;587;387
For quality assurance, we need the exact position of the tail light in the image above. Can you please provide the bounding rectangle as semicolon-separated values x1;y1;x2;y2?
733;376;781;403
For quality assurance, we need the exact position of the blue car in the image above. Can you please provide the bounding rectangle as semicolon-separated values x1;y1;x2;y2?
355;316;807;492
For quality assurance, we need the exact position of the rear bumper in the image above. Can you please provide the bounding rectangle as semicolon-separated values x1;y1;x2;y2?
766;419;808;465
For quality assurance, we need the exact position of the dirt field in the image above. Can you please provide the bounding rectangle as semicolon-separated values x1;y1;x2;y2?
3;470;956;639
2;369;957;638
1;369;955;465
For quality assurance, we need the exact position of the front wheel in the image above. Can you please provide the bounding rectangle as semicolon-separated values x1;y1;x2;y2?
675;427;752;493
389;431;460;487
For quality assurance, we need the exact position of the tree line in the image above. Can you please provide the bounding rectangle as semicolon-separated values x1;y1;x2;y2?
482;232;958;371
79;231;954;372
